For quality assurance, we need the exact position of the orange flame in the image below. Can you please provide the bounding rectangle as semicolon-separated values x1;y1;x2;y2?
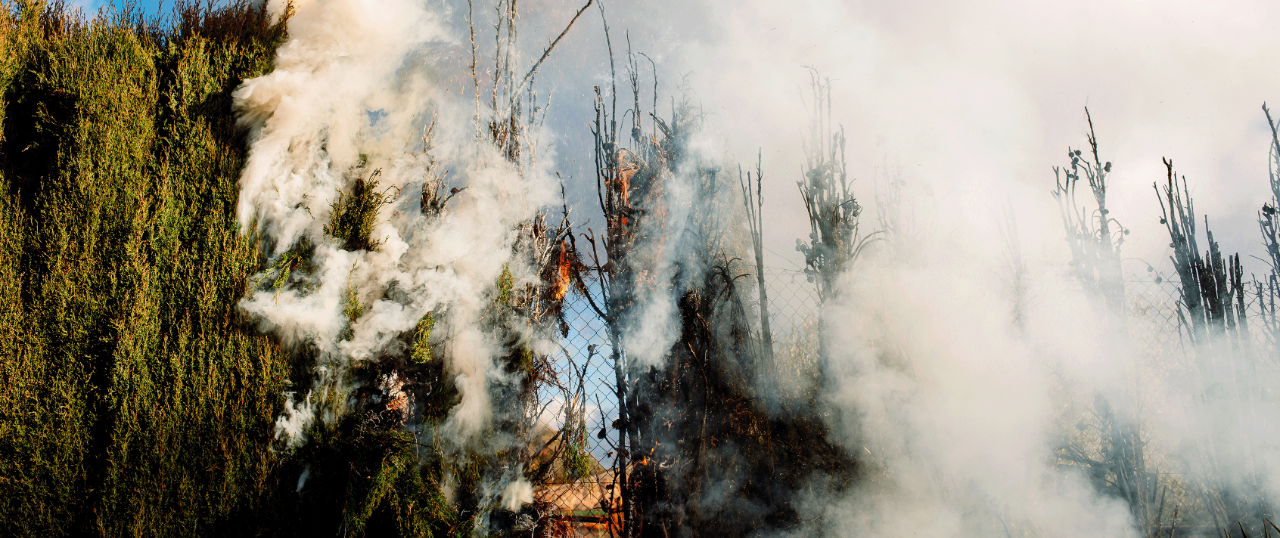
553;240;571;302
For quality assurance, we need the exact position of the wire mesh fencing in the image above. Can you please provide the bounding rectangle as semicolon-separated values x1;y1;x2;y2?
533;269;821;535
535;273;618;535
1125;273;1280;362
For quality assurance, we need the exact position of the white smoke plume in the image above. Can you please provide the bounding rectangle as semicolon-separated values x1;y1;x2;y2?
795;157;1280;535
493;0;1280;534
234;0;556;448
619;131;732;368
795;184;1141;535
224;0;1280;532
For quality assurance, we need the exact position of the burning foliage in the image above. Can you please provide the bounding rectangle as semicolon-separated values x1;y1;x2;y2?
10;2;1280;538
573;47;857;537
0;2;857;534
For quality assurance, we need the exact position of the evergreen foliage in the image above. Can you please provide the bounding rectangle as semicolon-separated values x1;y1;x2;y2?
0;1;293;534
0;3;470;536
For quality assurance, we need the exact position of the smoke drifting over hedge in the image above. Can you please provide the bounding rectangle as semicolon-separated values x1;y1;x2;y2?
235;0;559;447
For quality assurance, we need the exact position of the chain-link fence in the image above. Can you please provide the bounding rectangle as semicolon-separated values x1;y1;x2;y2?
535;273;616;535
1121;272;1280;532
1126;273;1279;362
533;268;820;535
536;268;1280;535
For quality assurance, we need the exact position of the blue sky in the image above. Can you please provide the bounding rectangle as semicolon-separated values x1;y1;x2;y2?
75;0;185;17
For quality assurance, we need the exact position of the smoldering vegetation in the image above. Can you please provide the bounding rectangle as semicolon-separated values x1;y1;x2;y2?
4;1;1280;538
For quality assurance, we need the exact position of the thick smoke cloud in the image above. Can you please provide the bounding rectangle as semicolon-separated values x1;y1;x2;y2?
235;0;557;452
474;0;1280;534
475;0;1280;272
800;184;1141;536
233;0;1280;531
